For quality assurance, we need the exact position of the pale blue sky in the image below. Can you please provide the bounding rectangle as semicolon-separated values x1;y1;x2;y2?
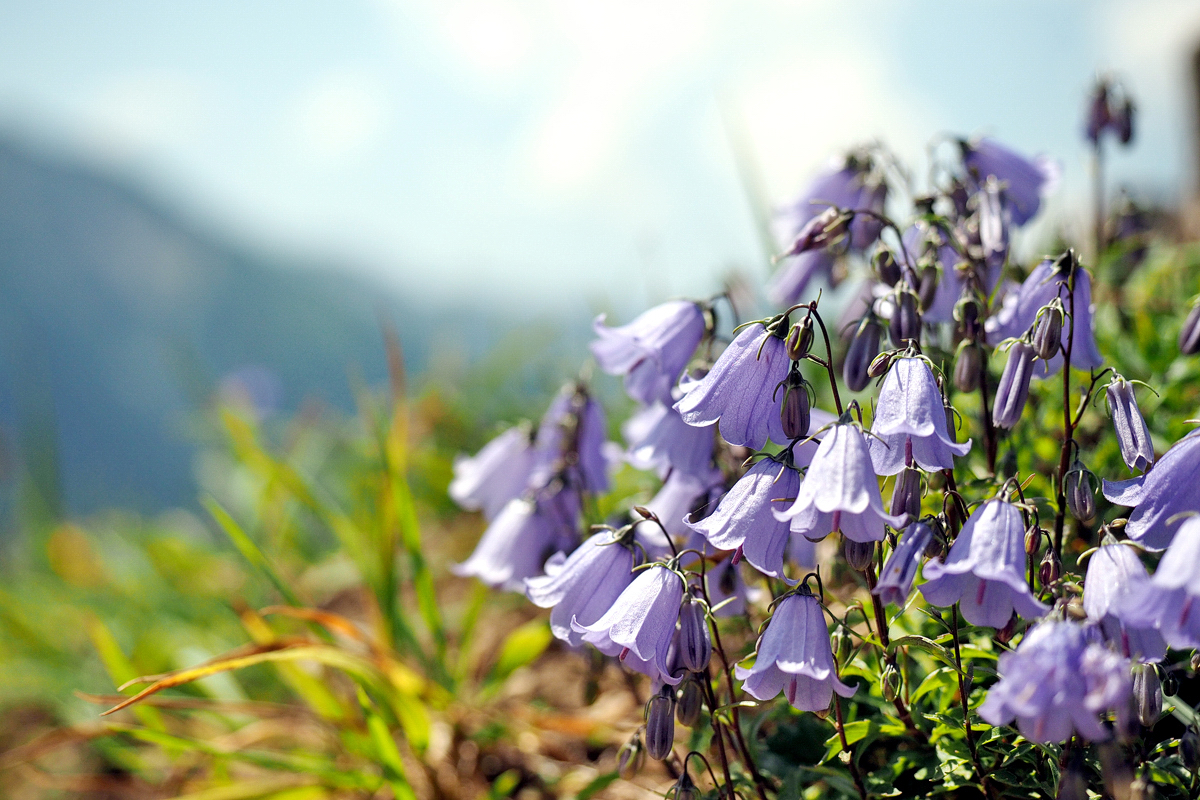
0;0;1197;311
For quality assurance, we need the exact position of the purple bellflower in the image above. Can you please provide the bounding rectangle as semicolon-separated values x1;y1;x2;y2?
873;520;934;607
1103;430;1200;550
674;322;791;450
961;138;1058;226
530;383;612;494
634;469;725;558
735;591;856;712
991;340;1037;429
1106;376;1155;473
686;456;801;581
979;619;1132;743
449;425;536;520
867;357;972;475
575;563;686;686
591;301;706;405
623;398;715;480
453;487;580;592
526;529;636;647
775;423;906;545
768;251;838;309
1120;516;1200;649
920;499;1050;627
985;258;1103;378
1083;541;1166;663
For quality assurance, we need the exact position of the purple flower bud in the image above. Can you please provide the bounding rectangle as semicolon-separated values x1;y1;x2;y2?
868;357;972;474
449;425;536;520
1113;98;1135;145
777;424;906;545
900;223;998;325
1086;82;1111;144
671;769;700;800
526;530;635;646
916;266;939;313
674;322;791;449
1103;430;1200;550
678;594;711;672
591;301;706;405
979;619;1132;743
783;206;845;256
676;675;704;727
873;521;934;606
1131;663;1161;726
687;456;801;581
780;372;811;440
1030;300;1065;360
992;341;1036;430
617;733;645;778
1039;549;1061;588
953;342;982;393
843;314;882;393
888;288;922;346
961;137;1057;226
453;489;580;592
735;592;856;711
575;563;686;685
786;318;814;361
920;499;1050;627
1106;377;1154;473
1179;301;1200;355
1066;460;1097;523
874;247;901;286
843;538;874;571
1119;516;1200;649
644;685;676;760
889;467;922;526
623;400;715;480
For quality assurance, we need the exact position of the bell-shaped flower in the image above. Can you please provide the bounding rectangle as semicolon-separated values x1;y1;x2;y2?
623;399;715;480
960;138;1058;226
775;423;906;544
735;591;856;711
1106;377;1154;473
867;358;971;475
575;563;686;685
979;619;1132;743
530;384;612;493
674;322;790;450
449;425;536;520
1103;430;1200;550
526;529;636;646
920;499;1049;627
1083;541;1166;663
985;258;1103;377
687;456;801;581
768;250;837;308
1120;516;1200;649
633;469;725;558
873;520;934;607
991;340;1037;429
453;487;580;592
591;301;706;405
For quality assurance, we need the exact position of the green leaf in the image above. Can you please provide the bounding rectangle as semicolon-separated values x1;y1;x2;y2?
575;771;618;800
487;618;552;686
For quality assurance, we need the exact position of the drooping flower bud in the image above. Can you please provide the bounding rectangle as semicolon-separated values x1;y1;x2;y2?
881;662;901;702
844;314;882;393
1039;548;1061;588
675;674;704;727
954;342;982;393
784;206;845;257
671;768;700;800
1162;671;1179;698
780;372;811;440
992;341;1036;429
867;351;893;379
1066;460;1097;523
1182;728;1200;769
1024;526;1043;556
917;265;940;311
890;467;922;526
1085;81;1110;144
644;686;676;760
844;538;875;571
1030;299;1065;361
1107;376;1155;473
617;732;645;778
1131;664;1162;726
889;288;922;346
1113;98;1134;145
873;520;933;606
833;625;853;666
1179;301;1200;355
786;318;815;361
874;247;901;286
678;594;712;673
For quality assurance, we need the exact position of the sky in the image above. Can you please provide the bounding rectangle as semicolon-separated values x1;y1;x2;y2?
1;0;1198;312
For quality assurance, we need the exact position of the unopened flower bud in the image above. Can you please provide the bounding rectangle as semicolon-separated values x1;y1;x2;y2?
844;538;875;571
1113;98;1134;145
995;612;1018;644
786;318;815;361
644;686;676;760
1191;652;1200;673
678;595;712;673
785;206;843;256
1181;728;1199;769
993;341;1036;429
1085;81;1110;144
874;247;901;286
890;467;922;526
1024;526;1043;556
671;770;700;800
844;315;882;393
617;733;645;778
676;675;704;727
1107;377;1155;472
889;289;922;346
834;625;853;666
924;516;946;559
881;663;901;702
780;372;811;440
954;343;982;393
1131;664;1162;726
917;265;939;311
1066;460;1097;523
1031;300;1065;360
868;351;893;379
1162;671;1179;697
1039;549;1061;588
1179;301;1200;355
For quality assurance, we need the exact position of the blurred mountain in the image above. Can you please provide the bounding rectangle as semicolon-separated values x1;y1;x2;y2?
0;137;520;519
